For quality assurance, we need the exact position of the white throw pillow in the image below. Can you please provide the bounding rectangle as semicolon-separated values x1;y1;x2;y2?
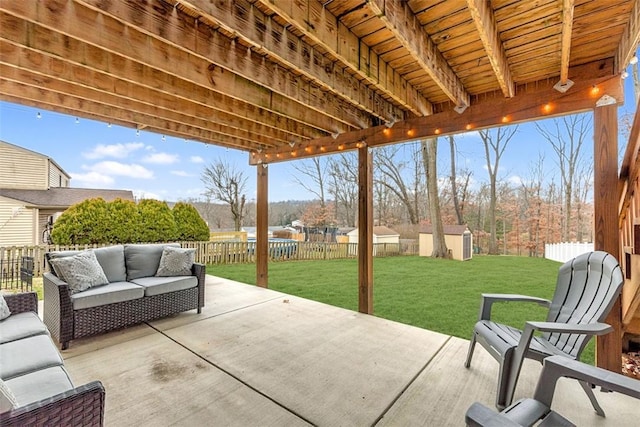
49;250;109;294
0;294;10;321
156;246;196;277
0;378;17;413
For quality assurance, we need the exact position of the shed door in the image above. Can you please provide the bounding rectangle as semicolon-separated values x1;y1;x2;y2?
463;233;472;260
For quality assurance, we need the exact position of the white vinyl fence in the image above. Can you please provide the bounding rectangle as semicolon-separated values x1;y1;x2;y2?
544;242;594;263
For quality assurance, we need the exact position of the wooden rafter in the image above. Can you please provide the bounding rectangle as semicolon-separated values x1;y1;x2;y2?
75;0;371;131
255;0;431;117
466;0;515;98
559;0;575;84
368;0;471;108
0;1;363;140
0;13;325;145
171;0;406;123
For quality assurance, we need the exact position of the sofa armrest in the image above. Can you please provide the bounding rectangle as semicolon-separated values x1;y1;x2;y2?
192;263;205;313
0;381;105;427
43;273;74;349
3;292;38;315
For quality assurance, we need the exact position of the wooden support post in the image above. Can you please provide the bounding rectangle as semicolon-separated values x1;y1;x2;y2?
358;146;373;314
256;164;268;288
594;102;621;372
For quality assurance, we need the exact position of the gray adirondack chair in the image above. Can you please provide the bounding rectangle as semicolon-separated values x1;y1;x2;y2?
465;355;640;427
464;251;624;415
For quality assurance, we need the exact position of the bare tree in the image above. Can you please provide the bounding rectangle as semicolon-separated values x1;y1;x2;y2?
292;157;328;206
201;159;248;231
421;137;448;257
535;114;590;241
479;126;518;254
520;154;546;256
374;145;422;225
327;153;358;227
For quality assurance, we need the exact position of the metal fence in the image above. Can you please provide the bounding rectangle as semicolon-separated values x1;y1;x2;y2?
0;240;419;290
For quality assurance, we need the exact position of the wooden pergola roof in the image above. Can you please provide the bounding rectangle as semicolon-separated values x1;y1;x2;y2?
0;0;638;163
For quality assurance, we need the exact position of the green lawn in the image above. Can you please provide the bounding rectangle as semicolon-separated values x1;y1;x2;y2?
207;255;596;364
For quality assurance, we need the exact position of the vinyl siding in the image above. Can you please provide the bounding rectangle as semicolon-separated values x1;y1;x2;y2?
49;163;70;188
0;198;36;246
0;142;49;189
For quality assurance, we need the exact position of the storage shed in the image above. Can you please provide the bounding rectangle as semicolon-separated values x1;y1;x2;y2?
347;226;400;256
419;225;472;261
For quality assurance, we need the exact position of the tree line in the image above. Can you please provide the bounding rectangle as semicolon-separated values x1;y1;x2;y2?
198;113;606;258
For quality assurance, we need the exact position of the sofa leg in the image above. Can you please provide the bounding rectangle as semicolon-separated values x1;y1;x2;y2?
197;307;202;314
62;341;69;350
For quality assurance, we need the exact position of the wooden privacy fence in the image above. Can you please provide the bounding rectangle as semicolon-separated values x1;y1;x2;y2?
0;240;419;287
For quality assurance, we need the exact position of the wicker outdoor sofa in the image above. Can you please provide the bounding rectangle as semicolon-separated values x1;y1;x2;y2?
43;243;205;349
0;292;105;426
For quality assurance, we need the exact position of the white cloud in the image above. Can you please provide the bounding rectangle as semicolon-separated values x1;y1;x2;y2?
190;156;204;163
508;175;524;186
142;152;179;164
87;161;154;179
171;170;192;177
83;142;145;159
70;171;115;186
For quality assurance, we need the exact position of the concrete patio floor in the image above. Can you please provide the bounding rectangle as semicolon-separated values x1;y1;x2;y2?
59;275;639;426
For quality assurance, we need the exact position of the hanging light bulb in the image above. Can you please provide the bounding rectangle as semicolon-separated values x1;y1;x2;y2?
36;112;41;119
161;135;166;141
75;117;79;124
107;123;112;128
630;55;638;65
622;70;629;79
136;129;140;137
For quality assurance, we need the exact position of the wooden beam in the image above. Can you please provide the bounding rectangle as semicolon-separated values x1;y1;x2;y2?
256;164;268;288
358;146;373;314
559;0;575;84
255;0;430;117
75;0;371;131
0;1;364;135
466;0;515;97
368;0;470;108
0;58;282;149
616;0;640;72
252;68;623;164
0;12;327;144
172;0;406;122
594;102;622;372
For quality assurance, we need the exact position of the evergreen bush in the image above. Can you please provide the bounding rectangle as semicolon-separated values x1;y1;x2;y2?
173;202;210;241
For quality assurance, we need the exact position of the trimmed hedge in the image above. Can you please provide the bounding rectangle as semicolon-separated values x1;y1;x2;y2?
51;198;208;244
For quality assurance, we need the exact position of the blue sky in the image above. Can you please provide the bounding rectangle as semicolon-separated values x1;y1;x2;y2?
0;74;637;203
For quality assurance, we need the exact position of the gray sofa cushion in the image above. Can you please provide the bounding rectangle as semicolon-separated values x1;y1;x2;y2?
6;366;74;407
71;282;145;310
131;276;198;297
0;312;49;344
125;243;180;280
0;334;64;380
48;245;126;283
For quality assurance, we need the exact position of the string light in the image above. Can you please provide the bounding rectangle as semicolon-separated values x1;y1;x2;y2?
36;112;41;119
136;129;140;137
162;135;166;141
75;117;79;124
434;128;441;135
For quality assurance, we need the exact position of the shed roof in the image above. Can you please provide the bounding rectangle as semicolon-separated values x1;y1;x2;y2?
0;188;134;209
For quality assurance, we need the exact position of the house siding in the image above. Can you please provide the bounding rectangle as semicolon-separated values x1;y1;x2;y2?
48;162;69;188
0;197;36;246
0;142;49;190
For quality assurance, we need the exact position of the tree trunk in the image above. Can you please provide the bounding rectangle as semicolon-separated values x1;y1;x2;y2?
421;138;449;258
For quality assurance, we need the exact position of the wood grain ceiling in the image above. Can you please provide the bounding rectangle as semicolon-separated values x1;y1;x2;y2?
0;0;638;164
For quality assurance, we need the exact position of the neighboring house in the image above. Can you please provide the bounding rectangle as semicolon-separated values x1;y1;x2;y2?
0;141;134;245
419;224;473;261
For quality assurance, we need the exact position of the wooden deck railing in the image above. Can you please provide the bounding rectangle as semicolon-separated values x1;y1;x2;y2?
619;105;640;339
0;240;419;286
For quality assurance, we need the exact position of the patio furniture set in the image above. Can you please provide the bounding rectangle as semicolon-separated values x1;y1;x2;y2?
0;243;205;426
